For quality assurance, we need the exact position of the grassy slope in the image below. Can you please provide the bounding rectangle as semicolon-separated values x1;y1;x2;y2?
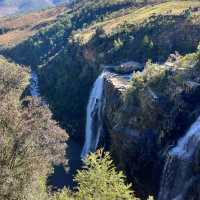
2;0;199;48
0;0;161;48
74;1;200;43
0;6;68;47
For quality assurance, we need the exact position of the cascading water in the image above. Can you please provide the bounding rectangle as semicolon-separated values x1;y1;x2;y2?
158;116;200;200
81;71;108;158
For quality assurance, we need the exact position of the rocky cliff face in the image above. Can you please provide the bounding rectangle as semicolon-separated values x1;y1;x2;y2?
103;53;200;199
104;75;160;199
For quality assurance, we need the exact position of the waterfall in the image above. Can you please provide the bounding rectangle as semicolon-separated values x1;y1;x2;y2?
81;71;108;158
158;116;200;200
30;71;40;97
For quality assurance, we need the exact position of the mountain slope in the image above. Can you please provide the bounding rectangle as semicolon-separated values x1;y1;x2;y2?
0;6;68;47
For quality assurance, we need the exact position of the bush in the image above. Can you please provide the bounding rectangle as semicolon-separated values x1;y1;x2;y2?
51;150;155;200
74;150;134;200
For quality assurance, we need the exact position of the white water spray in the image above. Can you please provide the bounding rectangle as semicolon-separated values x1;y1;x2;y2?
158;116;200;200
81;72;108;158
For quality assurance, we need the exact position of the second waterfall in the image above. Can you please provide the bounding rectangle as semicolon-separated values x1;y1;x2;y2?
158;116;200;200
81;71;108;158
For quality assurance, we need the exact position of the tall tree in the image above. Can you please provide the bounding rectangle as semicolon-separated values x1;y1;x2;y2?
0;57;68;200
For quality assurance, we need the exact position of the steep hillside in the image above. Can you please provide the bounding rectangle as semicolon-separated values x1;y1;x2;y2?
103;50;200;198
1;1;200;199
74;1;200;43
1;0;200;138
0;56;68;200
42;1;200;138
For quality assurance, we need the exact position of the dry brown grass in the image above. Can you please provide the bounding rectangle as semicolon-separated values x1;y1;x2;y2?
0;30;34;47
0;6;68;48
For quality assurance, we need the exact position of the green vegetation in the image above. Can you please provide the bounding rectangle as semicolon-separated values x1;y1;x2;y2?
74;150;134;200
0;56;68;200
74;1;200;43
0;57;154;200
51;150;138;200
123;46;200;143
105;47;200;199
2;0;200;142
1;1;200;199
